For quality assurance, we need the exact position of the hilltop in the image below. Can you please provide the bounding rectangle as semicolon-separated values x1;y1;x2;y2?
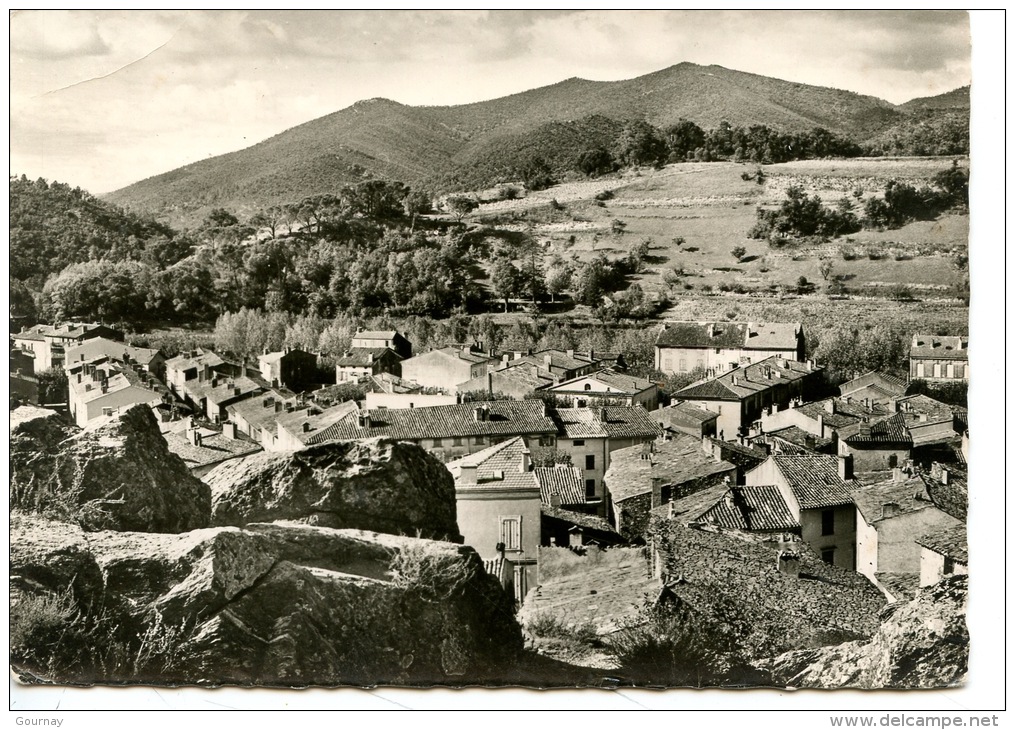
102;63;965;223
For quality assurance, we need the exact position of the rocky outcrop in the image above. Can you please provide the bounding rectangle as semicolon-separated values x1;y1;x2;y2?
10;405;211;533
204;438;461;542
761;575;968;689
11;516;522;687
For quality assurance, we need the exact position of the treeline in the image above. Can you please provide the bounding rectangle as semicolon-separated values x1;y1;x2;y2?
434;117;866;193
750;163;968;242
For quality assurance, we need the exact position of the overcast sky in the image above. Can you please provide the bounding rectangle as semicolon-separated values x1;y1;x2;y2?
10;10;974;194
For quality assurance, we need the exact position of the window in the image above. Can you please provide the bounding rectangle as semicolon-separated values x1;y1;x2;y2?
821;509;835;536
678;359;687;373
821;548;835;565
474;435;485;445
584;383;592;391
585;480;596;498
943;556;955;575
573;439;585;446
433;437;443;446
500;516;521;551
916;362;925;378
585;454;595;470
933;363;942;378
453;436;463;446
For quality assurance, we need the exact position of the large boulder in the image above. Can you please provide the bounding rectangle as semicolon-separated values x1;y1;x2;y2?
11;518;522;687
761;575;968;689
10;405;211;533
204;438;461;542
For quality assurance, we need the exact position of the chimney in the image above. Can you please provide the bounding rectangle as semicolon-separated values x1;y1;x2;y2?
459;464;478;484
566;349;575;359
918;413;928;423
838;454;854;481
939;466;950;485
473;406;485;422
859;420;872;438
816;413;824;436
806;359;814;371
825;399;835;415
777;549;801;579
302;421;310;433
521;449;532;473
544;354;553;370
732;375;739;386
550;492;561;507
651;477;664;509
804;434;815;450
222;422;237;439
357;412;372;429
77;373;82;383
599;407;608;422
892;467;905;484
502;353;510;363
707;323;715;338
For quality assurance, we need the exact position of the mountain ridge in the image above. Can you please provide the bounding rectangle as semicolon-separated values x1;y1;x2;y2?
103;63;967;222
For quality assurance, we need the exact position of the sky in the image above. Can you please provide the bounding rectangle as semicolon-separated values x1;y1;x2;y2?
10;10;974;195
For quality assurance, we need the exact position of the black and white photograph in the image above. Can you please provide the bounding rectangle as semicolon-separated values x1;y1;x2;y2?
7;8;1004;714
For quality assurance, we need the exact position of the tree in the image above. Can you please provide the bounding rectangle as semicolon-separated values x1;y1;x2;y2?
730;246;747;262
445;195;477;223
611;219;627;236
614;120;668;168
36;368;68;407
544;265;573;303
819;259;834;281
204;208;239;228
577;148;615;177
490;258;521;312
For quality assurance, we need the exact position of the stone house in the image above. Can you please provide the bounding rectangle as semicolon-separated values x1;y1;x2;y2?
183;372;267;423
747;424;835;456
350;329;412;359
225;390;299;448
401;346;498;392
537;369;659;411
13;322;122;371
552;406;660;508
271;400;361;451
759;395;888;443
654;321;803;376
165;349;237;396
446;437;541;603
745;454;858;571
500;348;606;380
673;356;824;440
909;334;968;382
838;371;909;405
334;347;403;383
65;338;166;382
837;412;913;473
852;470;963;601
258;348;319;392
890;394;966;449
652;401;719;439
916;524;968;588
604;431;736;541
68;361;168;428
457;360;557;400
692;484;802;536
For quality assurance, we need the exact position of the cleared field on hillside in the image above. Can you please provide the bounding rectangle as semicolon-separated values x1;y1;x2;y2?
468;158;969;299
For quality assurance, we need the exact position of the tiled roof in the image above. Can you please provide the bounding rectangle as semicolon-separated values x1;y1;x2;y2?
163;430;262;469
661;483;731;524
275;401;360;441
459;364;555;394
675;356;818;401
225;391;298;432
916;524;968;564
839;371;908;398
543;368;655;395
65;338;162;369
843;412;913;446
606;432;735;503
70;364;165;405
655;321;800;350
695;485;800;532
513;349;594;373
185;375;267;406
796;397;887;430
165;349;227;371
354;330;399;341
535;465;586;506
910;335;968;360
334;347;399;367
12;331;45;342
654;402;718;427
540;506;619;536
761;425;833;452
895;394;962;425
921;464;968;521
874;572;921;602
554;406;660;440
769;455;855;510
851;473;948;525
306;400;555;444
446;437;538;492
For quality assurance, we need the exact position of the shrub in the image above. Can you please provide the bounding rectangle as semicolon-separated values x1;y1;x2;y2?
595;190;615;202
389;543;477;602
526;613;599;645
